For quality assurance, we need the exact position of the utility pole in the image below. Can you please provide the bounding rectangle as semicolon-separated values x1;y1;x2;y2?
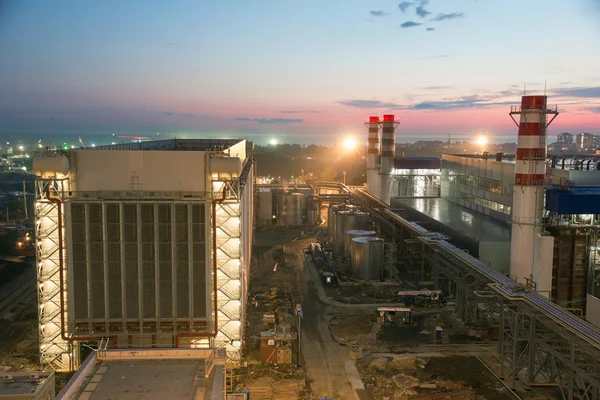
23;180;28;220
295;304;303;366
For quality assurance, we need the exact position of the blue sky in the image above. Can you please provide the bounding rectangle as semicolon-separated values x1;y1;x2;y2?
0;0;599;142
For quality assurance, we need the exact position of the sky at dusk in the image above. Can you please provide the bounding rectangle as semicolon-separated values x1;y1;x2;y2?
0;0;599;144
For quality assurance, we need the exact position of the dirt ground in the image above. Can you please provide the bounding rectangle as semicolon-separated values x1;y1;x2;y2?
325;282;406;305
236;227;313;399
238;226;360;399
356;354;518;400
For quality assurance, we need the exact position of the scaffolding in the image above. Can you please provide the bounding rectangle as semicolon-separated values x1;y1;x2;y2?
35;178;73;371
215;195;243;362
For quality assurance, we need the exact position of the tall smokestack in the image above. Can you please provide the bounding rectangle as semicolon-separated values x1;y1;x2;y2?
365;116;381;198
509;95;558;296
380;114;399;205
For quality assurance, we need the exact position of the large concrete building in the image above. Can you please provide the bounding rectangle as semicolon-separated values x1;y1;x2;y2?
32;139;254;371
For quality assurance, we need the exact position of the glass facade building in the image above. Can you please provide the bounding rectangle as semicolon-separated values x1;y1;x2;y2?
441;155;514;222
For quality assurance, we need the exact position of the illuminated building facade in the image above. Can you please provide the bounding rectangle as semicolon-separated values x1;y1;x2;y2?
33;139;253;371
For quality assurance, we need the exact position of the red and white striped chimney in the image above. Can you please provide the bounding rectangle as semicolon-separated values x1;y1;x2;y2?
380;114;399;205
365;116;381;197
509;95;558;296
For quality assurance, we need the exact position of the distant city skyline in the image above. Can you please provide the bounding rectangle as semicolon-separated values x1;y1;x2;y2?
0;0;599;139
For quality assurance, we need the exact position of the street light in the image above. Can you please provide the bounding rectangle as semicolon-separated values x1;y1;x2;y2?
343;171;347;185
344;137;357;150
476;135;488;146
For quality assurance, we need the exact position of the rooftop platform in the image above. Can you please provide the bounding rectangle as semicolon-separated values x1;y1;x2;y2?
394;156;441;170
393;198;511;243
57;348;226;400
546;186;600;215
391;197;512;273
92;138;252;152
0;371;55;400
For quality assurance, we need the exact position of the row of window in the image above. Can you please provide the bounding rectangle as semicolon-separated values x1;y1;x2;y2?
446;171;506;195
453;190;512;216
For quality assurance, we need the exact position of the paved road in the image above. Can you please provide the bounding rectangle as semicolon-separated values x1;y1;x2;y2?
287;242;365;400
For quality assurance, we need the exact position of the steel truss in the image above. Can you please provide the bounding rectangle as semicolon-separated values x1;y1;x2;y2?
346;188;600;400
35;178;73;371
499;299;600;399
215;191;243;363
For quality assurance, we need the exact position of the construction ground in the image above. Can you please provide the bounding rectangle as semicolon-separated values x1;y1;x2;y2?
239;225;563;400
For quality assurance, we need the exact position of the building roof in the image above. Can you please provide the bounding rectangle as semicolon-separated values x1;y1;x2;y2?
0;371;54;399
57;348;225;400
394;156;441;170
92;138;251;152
393;197;511;247
546;186;600;215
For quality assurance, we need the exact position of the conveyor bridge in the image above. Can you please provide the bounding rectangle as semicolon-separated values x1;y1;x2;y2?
314;182;600;400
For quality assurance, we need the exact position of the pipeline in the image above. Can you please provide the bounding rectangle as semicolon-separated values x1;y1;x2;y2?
176;185;228;347
44;185;115;371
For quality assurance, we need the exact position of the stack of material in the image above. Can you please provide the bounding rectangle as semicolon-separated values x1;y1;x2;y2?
247;378;299;400
247;378;274;400
273;380;299;400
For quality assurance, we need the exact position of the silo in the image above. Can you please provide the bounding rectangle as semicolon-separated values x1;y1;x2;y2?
307;196;320;226
344;230;376;259
351;237;384;280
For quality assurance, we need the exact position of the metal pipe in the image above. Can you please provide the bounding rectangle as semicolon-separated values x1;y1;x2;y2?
175;185;227;347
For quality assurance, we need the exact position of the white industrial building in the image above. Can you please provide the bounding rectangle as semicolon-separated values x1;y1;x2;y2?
32;139;254;371
380;96;600;312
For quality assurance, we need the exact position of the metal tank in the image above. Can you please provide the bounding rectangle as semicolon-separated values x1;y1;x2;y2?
334;211;371;257
351;237;384;280
344;230;376;259
257;189;273;226
333;210;351;255
327;204;345;235
278;192;305;226
307;196;320;226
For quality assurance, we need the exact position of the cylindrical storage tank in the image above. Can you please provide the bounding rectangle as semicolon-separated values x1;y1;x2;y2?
276;190;285;226
283;192;304;225
327;203;345;235
307;196;319;226
344;230;376;259
343;211;371;234
336;211;371;257
333;210;351;255
351;237;384;280
258;190;273;226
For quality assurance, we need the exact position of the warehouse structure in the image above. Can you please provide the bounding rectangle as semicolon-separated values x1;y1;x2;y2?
32;139;254;371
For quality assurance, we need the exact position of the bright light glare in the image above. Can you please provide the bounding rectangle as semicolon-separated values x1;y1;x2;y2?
344;137;357;150
269;138;278;145
476;136;488;146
